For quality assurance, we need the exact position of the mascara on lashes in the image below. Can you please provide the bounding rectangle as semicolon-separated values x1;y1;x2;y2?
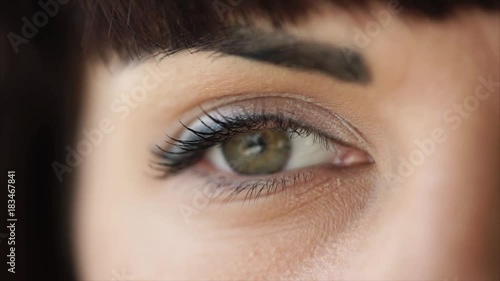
153;111;332;173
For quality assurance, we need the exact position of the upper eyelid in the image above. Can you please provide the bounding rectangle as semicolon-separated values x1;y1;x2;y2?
154;116;346;175
167;112;335;150
159;98;365;150
151;96;372;173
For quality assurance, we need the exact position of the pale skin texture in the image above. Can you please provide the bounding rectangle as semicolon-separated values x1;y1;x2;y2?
74;4;499;281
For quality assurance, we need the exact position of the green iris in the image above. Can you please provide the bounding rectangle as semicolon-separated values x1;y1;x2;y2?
222;129;291;175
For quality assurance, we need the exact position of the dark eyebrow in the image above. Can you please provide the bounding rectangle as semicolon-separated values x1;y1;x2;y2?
195;28;371;84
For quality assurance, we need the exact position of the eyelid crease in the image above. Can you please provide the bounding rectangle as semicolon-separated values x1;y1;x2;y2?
153;110;336;175
151;96;372;177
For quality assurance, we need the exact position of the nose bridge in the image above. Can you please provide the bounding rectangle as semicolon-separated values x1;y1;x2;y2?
385;89;500;279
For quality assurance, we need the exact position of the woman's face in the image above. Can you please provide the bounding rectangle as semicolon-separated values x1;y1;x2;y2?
72;4;499;280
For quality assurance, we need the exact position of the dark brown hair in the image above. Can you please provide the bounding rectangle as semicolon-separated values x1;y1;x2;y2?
0;1;498;280
81;0;500;60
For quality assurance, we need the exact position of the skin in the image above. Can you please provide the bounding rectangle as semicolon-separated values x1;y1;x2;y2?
74;4;499;281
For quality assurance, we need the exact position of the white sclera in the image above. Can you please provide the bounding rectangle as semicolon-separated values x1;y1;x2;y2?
205;132;339;174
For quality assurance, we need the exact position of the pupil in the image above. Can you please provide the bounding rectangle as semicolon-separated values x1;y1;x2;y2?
222;129;291;175
241;134;267;156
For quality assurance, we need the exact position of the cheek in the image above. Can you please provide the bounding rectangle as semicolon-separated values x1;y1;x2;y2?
75;153;375;280
150;170;373;279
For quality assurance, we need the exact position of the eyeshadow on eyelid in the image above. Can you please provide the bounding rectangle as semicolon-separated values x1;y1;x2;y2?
151;96;372;178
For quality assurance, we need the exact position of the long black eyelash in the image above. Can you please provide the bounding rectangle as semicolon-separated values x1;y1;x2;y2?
152;109;333;174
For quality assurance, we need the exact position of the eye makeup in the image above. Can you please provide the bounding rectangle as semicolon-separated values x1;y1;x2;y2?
150;96;373;203
154;109;335;173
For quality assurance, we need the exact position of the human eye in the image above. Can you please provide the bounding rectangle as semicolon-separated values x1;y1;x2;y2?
151;96;373;204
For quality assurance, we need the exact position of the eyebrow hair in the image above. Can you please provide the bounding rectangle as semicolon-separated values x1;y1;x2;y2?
195;29;370;84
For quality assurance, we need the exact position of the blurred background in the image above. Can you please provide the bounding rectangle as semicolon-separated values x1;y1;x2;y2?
1;1;82;280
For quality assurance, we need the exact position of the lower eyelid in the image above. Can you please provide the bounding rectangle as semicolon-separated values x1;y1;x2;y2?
168;166;375;232
183;161;368;205
185;166;318;204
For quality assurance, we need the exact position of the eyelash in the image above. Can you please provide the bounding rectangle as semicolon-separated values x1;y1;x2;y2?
195;169;315;205
152;109;335;175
